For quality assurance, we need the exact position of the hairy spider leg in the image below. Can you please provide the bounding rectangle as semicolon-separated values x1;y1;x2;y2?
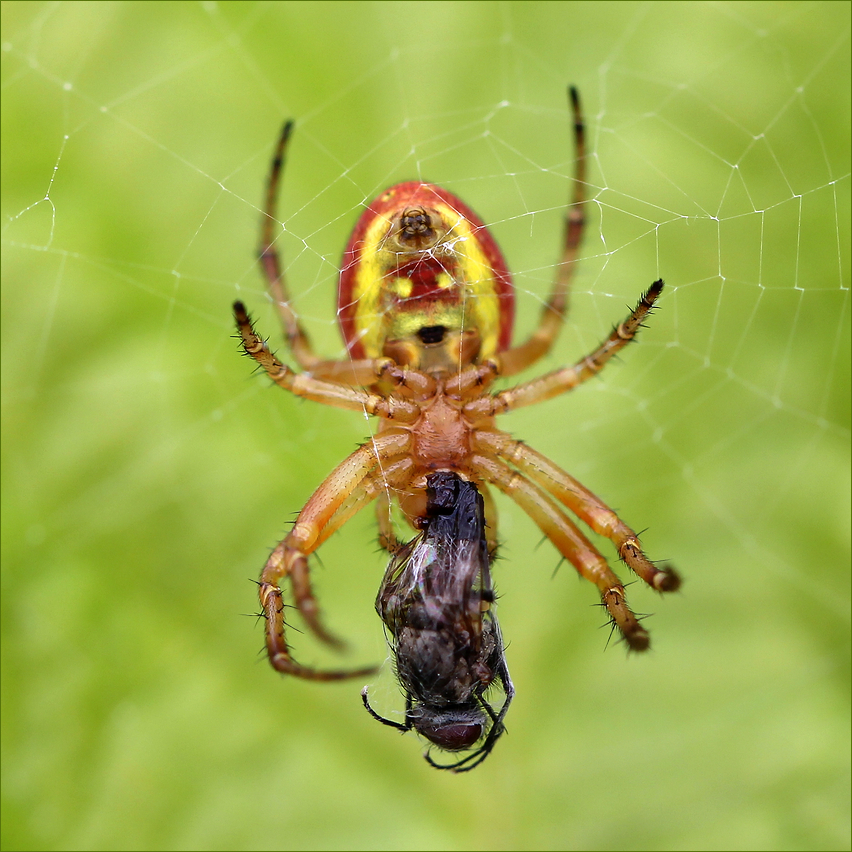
257;436;413;679
467;281;665;418
257;122;399;384
374;490;400;554
499;85;587;377
473;430;680;592
471;454;650;649
234;301;422;418
258;119;318;370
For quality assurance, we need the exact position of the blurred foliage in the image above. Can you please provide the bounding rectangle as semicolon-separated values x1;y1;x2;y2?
2;2;849;850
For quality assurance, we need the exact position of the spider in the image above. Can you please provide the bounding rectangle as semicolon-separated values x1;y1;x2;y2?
234;86;680;682
362;471;513;772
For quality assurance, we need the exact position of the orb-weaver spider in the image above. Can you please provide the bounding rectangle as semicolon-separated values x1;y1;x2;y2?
234;87;680;682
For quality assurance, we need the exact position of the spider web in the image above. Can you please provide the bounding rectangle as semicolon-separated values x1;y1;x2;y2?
2;2;849;851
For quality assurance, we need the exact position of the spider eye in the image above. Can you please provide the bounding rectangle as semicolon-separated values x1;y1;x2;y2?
399;206;432;238
417;325;447;345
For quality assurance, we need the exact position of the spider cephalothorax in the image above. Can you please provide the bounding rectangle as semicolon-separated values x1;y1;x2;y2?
235;86;680;689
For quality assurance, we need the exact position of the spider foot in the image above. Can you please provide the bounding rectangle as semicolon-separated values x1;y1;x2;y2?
270;653;378;682
618;539;682;593
653;563;681;593
602;586;650;651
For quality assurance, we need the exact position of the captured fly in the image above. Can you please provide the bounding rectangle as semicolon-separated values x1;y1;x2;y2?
362;471;514;772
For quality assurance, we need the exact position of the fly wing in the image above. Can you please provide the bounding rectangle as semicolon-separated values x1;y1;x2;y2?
368;472;513;770
376;473;490;641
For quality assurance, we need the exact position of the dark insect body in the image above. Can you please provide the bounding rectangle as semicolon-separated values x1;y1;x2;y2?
362;472;513;772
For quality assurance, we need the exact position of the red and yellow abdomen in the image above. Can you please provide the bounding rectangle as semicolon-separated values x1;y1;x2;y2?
338;182;514;363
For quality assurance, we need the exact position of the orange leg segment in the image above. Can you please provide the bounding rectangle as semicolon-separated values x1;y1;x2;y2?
471;454;650;650
259;433;412;679
234;301;420;420
473;431;680;592
466;280;664;419
500;86;587;378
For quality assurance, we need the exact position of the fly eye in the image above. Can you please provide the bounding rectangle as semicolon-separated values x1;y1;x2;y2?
418;719;484;751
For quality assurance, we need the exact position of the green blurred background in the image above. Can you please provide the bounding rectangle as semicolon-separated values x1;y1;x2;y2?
2;2;849;850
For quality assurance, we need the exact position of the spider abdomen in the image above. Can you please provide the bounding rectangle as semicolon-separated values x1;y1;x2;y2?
338;181;514;366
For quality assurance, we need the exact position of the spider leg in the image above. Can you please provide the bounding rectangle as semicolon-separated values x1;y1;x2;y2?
499;86;586;377
466;280;663;417
471;454;650;650
311;456;414;554
235;301;420;420
473;431;680;592
258;119;322;371
255;581;377;682
259;434;413;678
306;357;396;387
375;490;400;554
257;126;428;385
310;359;441;396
